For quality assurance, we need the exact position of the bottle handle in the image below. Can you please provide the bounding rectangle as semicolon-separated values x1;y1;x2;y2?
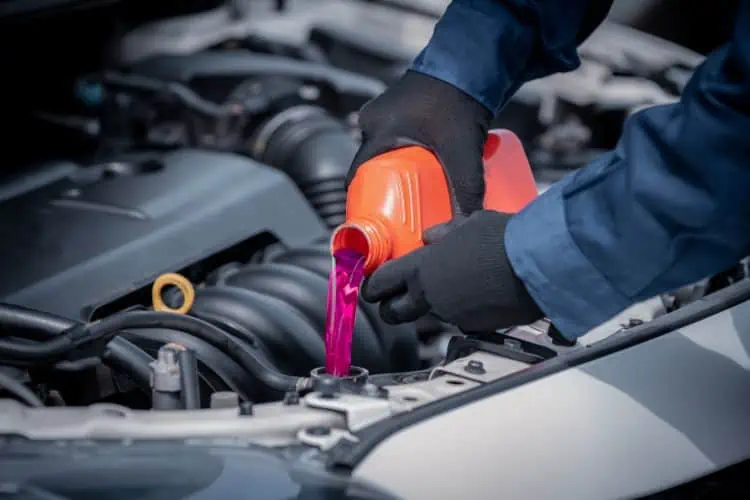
482;129;538;213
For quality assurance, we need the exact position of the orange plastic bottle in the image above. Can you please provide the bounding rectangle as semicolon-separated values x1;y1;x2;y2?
331;129;538;276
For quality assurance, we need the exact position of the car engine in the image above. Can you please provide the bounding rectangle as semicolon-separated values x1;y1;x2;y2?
1;0;746;459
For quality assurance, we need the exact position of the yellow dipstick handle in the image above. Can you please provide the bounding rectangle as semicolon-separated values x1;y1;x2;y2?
152;273;195;314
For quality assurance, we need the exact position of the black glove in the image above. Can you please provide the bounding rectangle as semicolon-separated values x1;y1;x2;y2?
361;210;544;332
349;70;492;215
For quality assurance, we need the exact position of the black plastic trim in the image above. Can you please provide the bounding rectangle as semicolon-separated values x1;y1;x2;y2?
326;278;750;470
445;331;560;365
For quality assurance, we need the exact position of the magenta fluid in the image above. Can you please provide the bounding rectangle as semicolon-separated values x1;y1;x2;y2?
324;248;366;377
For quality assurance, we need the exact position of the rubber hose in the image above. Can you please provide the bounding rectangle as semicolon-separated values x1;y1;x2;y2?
255;107;356;229
0;334;75;360
192;310;275;361
101;72;229;119
122;329;250;403
268;247;420;371
0;303;278;403
188;290;272;351
178;349;201;410
0;304;77;339
225;263;387;372
0;304;128;361
85;311;307;393
0;370;43;407
191;287;325;374
101;337;154;390
0;306;303;394
0;303;155;391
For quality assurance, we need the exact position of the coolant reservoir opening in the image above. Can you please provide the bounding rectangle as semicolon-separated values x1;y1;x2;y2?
311;365;369;386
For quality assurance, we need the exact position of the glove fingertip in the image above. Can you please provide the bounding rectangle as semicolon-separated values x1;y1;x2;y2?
362;248;426;301
361;268;401;303
379;292;429;325
360;277;382;303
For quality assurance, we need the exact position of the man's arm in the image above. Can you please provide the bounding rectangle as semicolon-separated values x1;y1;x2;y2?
411;0;613;113
505;1;750;339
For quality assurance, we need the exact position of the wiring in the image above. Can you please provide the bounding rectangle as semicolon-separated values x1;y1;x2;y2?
0;306;308;394
0;370;43;407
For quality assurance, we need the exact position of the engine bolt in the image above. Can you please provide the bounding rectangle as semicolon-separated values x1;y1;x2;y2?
464;360;486;375
362;383;389;399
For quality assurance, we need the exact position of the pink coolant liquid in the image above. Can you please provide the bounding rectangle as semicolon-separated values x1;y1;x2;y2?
324;248;366;376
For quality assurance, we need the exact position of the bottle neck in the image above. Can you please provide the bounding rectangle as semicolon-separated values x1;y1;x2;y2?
331;216;392;276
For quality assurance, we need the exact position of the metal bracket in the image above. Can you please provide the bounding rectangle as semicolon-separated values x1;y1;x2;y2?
304;393;394;432
298;427;359;451
432;351;528;384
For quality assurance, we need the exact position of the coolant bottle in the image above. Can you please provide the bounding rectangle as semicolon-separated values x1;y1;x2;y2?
331;129;538;276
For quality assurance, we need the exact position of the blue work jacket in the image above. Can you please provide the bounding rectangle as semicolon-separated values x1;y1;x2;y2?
412;0;750;339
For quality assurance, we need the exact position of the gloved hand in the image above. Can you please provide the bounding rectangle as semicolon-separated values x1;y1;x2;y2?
361;210;544;332
348;70;492;215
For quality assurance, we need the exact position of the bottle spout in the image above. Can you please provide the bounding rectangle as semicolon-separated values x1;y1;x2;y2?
331;218;392;276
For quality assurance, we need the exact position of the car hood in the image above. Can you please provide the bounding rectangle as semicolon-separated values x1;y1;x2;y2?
0;439;398;500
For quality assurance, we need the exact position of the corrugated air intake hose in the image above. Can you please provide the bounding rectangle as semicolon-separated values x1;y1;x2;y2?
0;244;420;406
186;242;420;377
250;106;357;229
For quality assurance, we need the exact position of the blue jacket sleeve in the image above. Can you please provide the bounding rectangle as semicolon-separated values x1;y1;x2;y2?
505;2;750;339
411;0;612;112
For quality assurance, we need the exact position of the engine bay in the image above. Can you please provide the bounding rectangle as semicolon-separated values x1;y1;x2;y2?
1;0;748;460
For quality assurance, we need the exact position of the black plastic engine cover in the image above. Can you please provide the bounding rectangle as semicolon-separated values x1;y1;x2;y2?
0;149;328;319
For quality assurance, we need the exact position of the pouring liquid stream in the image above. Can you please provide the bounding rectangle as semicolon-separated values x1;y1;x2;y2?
324;249;366;376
